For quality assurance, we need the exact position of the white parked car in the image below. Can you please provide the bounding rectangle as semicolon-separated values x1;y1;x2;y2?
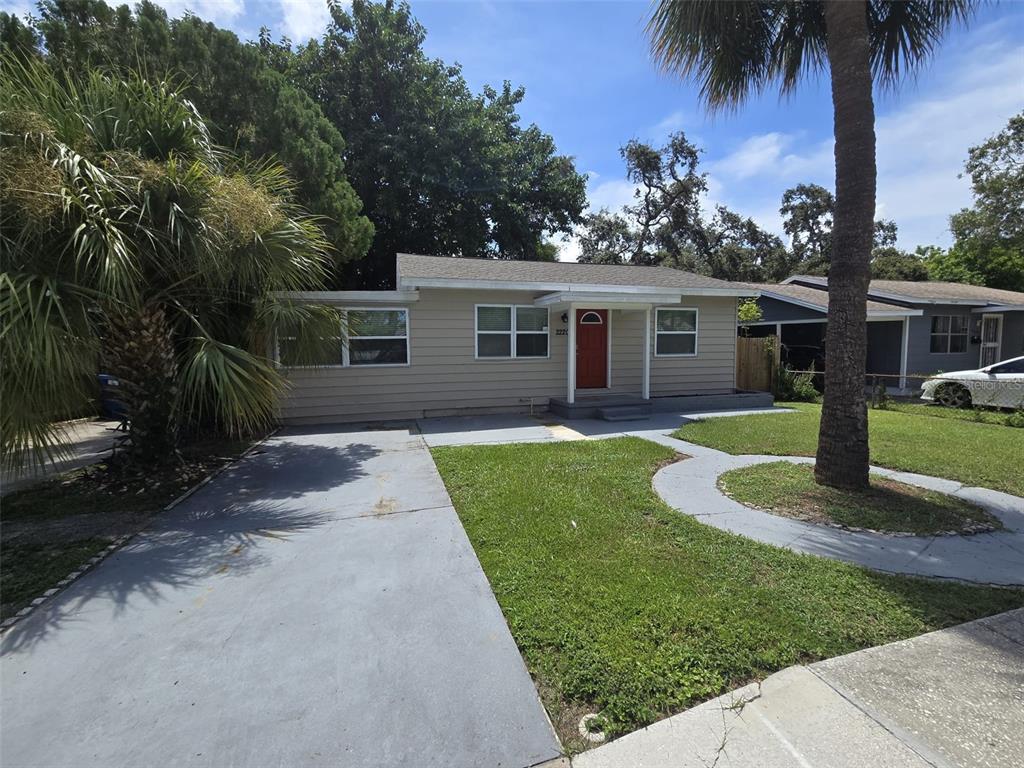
921;356;1024;409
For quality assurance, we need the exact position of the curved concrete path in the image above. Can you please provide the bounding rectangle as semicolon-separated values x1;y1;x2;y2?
650;434;1024;586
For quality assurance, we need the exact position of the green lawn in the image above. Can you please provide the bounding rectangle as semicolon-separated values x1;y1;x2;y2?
674;403;1024;497
719;461;1001;535
432;438;1023;747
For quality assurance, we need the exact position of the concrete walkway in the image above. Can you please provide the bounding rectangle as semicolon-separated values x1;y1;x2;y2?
652;435;1024;585
574;608;1024;768
417;409;1024;585
1;419;122;495
0;425;560;768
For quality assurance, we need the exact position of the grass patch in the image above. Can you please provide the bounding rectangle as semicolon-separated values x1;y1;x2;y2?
674;403;1024;497
719;461;1001;535
887;401;1022;427
431;438;1023;746
1;436;253;619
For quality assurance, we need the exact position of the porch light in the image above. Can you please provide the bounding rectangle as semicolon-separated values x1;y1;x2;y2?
561;312;569;324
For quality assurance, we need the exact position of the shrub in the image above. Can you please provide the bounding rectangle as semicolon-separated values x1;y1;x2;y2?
776;366;819;402
1004;409;1024;428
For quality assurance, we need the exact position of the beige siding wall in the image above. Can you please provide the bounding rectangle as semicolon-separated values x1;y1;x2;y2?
279;289;737;424
651;297;738;396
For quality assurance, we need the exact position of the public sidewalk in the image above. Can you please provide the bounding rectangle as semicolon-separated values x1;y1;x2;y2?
574;608;1024;768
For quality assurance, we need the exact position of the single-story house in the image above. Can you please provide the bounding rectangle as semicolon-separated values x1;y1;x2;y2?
742;275;1024;390
275;253;766;424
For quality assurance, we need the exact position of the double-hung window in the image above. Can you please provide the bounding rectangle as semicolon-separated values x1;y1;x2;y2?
929;315;968;354
476;305;549;358
655;308;698;357
277;308;409;367
348;309;409;365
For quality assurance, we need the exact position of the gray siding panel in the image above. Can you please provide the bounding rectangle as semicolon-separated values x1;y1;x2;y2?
906;305;981;376
279;289;737;423
999;311;1024;362
866;321;903;376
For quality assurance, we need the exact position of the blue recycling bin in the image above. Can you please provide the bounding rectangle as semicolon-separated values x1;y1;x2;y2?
97;374;128;422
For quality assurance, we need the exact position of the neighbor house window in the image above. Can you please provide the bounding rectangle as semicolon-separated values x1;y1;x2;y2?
929;315;968;354
655;308;698;356
476;305;549;358
277;308;409;367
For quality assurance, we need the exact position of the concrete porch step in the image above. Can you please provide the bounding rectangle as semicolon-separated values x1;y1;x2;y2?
597;405;651;421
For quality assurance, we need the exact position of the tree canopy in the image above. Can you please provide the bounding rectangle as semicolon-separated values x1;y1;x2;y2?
926;112;1024;291
577;132;794;281
2;0;587;289
1;55;335;468
287;0;587;288
2;0;374;275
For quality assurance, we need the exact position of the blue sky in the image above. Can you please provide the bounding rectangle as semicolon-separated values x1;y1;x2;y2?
4;0;1023;258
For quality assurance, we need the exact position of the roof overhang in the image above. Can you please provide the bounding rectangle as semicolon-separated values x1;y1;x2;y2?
272;290;420;304
866;309;924;318
533;291;697;310
757;289;828;314
971;304;1024;313
397;276;754;297
780;276;992;306
758;289;921;317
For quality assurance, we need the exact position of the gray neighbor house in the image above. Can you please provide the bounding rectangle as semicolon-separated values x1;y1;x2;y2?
275;253;768;424
744;275;1024;391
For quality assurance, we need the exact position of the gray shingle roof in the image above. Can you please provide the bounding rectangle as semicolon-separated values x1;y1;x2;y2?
751;283;912;314
786;275;1024;305
396;253;745;292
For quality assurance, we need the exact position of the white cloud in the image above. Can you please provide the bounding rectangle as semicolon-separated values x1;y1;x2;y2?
586;178;638;213
150;0;245;26
0;0;34;19
703;37;1024;249
555;233;581;263
651;109;690;137
277;0;334;43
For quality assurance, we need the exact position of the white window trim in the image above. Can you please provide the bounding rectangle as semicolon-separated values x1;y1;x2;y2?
277;307;411;369
654;307;699;358
928;314;969;355
474;304;551;360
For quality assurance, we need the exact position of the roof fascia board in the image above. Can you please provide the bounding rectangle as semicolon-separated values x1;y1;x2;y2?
534;291;689;308
399;276;753;296
272;290;420;303
757;289;827;313
971;304;1024;313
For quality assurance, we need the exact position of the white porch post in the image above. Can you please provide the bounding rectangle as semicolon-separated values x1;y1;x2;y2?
567;304;576;404
642;307;651;400
899;316;910;391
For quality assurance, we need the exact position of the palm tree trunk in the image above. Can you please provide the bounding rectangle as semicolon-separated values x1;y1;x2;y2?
105;304;180;465
816;0;876;490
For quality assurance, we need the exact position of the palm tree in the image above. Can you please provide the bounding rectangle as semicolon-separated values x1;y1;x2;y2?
647;1;974;489
1;56;338;470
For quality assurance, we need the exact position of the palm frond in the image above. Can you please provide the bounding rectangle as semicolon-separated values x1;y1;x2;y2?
0;272;101;471
177;335;285;435
868;0;977;89
647;0;979;108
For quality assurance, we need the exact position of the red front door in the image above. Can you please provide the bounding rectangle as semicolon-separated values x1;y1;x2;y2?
576;309;608;388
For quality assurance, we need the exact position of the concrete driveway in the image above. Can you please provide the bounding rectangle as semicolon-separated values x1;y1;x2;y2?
0;426;560;768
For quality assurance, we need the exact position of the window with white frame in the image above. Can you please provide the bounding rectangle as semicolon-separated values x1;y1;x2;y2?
277;308;409;367
476;305;549;358
929;315;968;354
655;308;698;356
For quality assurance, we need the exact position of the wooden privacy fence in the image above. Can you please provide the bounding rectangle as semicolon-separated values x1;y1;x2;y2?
736;335;779;393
